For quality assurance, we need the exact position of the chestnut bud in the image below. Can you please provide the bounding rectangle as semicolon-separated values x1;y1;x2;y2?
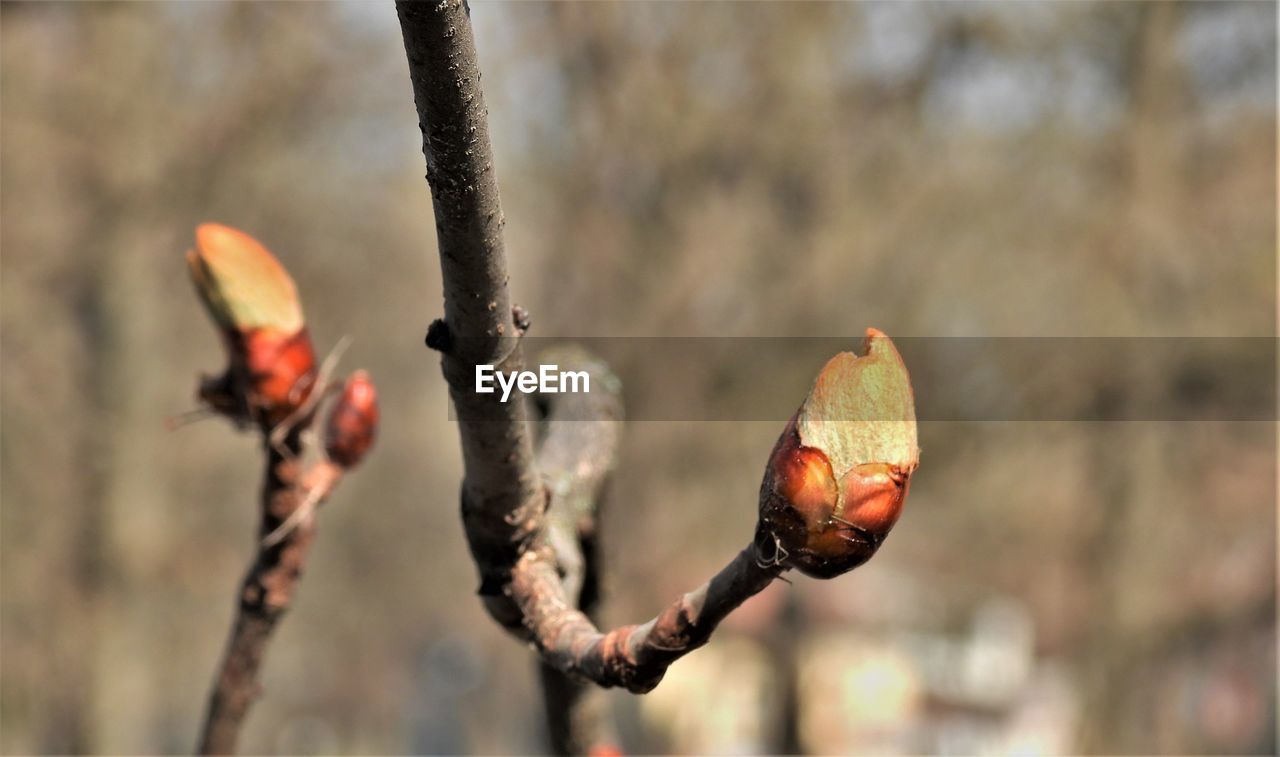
324;371;379;468
758;329;918;578
187;223;317;426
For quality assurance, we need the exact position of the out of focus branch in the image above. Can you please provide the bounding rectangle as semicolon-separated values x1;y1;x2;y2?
197;412;369;754
186;226;379;754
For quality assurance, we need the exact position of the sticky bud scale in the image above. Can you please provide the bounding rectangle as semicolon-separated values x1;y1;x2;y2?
325;371;379;468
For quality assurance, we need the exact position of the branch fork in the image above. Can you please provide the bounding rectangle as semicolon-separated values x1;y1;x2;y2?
397;7;920;753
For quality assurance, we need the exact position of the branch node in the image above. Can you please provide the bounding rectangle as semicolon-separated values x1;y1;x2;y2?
512;304;531;335
424;318;453;352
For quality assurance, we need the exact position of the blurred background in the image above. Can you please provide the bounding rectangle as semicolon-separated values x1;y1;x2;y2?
1;1;1275;754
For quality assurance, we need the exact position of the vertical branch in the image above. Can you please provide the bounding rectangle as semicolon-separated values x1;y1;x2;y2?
396;0;545;629
187;224;376;754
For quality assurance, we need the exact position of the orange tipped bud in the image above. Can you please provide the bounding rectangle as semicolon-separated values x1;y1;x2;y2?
325;371;379;468
238;327;318;425
758;329;918;578
186;223;317;427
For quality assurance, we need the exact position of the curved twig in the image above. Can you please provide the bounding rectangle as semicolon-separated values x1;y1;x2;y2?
513;544;783;694
532;347;622;752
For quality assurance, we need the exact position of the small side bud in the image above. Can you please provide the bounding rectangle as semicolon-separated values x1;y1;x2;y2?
758;328;919;578
325;371;379;468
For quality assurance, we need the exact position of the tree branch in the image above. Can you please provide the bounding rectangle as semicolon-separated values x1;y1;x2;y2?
187;225;379;754
198;432;326;755
514;544;784;694
397;2;788;698
528;353;785;700
396;0;545;631
399;0;788;696
532;347;622;753
195;385;369;756
396;0;917;720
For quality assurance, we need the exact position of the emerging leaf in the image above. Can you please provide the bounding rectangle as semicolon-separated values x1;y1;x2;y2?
187;223;304;337
798;328;917;474
758;329;919;578
186;223;316;428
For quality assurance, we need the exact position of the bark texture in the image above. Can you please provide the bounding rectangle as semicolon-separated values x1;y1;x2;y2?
397;3;790;704
513;546;783;694
396;0;545;631
198;433;319;755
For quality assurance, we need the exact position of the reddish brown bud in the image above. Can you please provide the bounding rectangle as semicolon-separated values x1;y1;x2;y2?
772;434;839;525
187;223;317;427
238;327;317;421
758;329;918;578
840;462;909;535
325;371;379;468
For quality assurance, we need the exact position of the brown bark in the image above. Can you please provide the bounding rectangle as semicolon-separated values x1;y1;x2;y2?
513;546;783;694
396;1;790;702
197;432;320;755
533;347;621;753
396;0;546;632
196;427;350;754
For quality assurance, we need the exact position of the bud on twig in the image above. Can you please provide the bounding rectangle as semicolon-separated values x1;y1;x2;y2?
186;223;318;427
189;225;381;754
758;328;919;578
324;370;379;468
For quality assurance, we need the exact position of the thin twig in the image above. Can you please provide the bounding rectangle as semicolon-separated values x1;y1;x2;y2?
164;406;217;431
198;431;314;755
513;545;783;693
261;460;344;548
